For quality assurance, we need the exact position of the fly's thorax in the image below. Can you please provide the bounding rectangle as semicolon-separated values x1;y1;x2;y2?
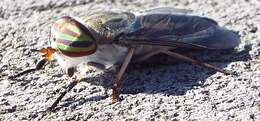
84;44;128;68
80;11;136;43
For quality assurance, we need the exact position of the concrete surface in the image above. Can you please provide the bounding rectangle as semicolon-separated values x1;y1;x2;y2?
0;0;260;120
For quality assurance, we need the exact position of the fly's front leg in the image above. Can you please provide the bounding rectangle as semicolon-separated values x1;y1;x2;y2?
9;47;56;79
112;47;135;102
8;59;48;79
48;71;81;111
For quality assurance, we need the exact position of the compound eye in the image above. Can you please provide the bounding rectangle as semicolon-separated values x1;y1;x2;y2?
67;67;75;77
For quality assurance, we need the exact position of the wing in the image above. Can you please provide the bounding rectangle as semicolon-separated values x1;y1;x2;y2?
118;13;240;50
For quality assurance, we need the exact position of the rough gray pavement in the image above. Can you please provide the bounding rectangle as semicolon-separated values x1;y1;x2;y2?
0;0;260;120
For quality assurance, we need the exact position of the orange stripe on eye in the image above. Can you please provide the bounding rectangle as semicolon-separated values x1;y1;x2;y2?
53;20;66;32
53;22;60;31
72;18;94;37
53;18;80;37
62;28;80;37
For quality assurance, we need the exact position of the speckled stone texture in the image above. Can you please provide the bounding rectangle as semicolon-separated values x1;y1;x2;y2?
0;0;260;120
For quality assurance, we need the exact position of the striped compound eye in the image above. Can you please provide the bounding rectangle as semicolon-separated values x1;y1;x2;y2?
50;16;97;57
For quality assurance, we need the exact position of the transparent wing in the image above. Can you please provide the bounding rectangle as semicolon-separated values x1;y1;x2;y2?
118;13;240;50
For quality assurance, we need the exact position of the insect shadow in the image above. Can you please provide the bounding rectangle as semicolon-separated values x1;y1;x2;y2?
54;48;247;111
49;45;252;111
80;46;251;98
9;44;252;112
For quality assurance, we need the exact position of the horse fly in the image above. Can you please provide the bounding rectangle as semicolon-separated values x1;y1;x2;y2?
9;7;240;111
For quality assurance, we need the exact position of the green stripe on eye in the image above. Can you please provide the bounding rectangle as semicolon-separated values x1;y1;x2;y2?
53;30;93;42
54;31;77;41
56;43;95;52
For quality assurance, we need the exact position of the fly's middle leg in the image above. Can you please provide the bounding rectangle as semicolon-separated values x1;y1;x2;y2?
112;47;135;102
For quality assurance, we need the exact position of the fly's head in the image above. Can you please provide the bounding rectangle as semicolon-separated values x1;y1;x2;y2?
48;16;98;76
50;16;97;57
9;16;98;79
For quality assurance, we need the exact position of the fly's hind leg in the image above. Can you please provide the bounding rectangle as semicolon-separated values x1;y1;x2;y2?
161;50;234;75
132;47;176;62
132;50;166;62
112;47;135;102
